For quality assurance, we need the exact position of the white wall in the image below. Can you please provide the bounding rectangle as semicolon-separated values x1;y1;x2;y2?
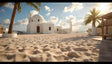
31;23;43;34
54;26;62;34
69;22;72;33
42;23;54;34
27;14;48;34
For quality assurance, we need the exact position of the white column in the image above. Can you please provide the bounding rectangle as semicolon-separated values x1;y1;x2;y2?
69;21;72;33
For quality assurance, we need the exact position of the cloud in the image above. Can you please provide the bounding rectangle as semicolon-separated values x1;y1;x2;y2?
64;15;93;33
72;19;85;33
48;16;58;24
1;18;29;32
57;19;69;29
64;2;83;13
0;9;5;12
29;10;39;17
45;5;51;12
13;25;27;32
51;9;54;11
2;19;10;25
55;15;89;33
1;18;29;26
1;19;10;29
57;15;76;29
44;6;53;16
14;18;29;26
72;19;84;26
46;12;50;16
4;3;14;9
65;15;76;24
71;18;99;33
97;3;112;14
57;19;64;26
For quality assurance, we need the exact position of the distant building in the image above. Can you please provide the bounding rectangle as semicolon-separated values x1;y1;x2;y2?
54;26;62;34
17;31;24;34
27;14;72;34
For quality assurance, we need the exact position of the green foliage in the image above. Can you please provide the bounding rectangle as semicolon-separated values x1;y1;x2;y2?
97;23;102;28
0;2;41;13
84;8;101;27
17;2;21;13
26;2;41;12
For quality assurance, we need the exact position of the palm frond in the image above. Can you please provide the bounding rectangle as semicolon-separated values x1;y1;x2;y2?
96;20;101;25
35;2;41;7
87;8;101;27
84;14;92;25
90;8;95;19
17;2;21;13
97;22;102;28
96;16;101;21
26;2;40;11
95;9;101;16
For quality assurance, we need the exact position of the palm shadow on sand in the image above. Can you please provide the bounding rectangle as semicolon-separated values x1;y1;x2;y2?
60;35;98;42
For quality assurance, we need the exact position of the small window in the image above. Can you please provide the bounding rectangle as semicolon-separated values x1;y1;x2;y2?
32;20;33;22
57;29;58;31
38;19;40;22
49;27;51;31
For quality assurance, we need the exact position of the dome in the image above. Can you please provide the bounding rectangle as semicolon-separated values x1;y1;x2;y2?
30;14;46;23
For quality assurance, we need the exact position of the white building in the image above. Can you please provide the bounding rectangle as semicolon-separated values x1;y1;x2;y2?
27;14;72;34
54;26;62;34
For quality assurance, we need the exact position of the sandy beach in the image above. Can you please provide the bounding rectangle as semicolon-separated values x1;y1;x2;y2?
0;33;110;62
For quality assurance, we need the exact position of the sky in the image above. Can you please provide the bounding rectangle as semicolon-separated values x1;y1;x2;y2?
0;2;112;33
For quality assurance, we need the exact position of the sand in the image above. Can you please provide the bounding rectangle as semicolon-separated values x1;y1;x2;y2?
0;33;103;62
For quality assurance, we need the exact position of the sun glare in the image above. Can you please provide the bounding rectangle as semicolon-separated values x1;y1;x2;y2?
98;3;110;14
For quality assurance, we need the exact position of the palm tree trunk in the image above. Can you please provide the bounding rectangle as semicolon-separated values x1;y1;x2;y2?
8;3;18;34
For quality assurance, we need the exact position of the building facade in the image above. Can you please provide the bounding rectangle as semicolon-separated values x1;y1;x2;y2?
27;14;72;34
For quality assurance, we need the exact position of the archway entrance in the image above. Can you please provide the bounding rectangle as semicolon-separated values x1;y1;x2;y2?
37;26;40;33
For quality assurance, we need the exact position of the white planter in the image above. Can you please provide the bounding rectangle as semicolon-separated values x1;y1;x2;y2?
2;32;17;38
91;27;97;36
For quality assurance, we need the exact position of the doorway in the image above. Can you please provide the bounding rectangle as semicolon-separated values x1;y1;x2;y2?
37;26;40;33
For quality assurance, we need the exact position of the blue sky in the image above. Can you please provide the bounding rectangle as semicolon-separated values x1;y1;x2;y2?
0;2;112;33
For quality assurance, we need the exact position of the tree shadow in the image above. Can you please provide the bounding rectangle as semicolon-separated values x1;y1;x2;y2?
60;35;99;42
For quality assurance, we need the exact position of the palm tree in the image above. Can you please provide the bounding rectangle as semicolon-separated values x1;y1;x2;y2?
97;22;102;28
84;8;101;35
0;2;41;34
